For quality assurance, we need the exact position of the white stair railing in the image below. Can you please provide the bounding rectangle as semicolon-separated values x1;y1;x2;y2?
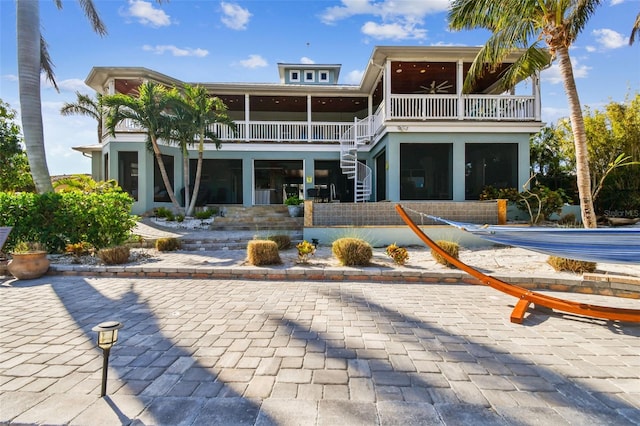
339;117;373;202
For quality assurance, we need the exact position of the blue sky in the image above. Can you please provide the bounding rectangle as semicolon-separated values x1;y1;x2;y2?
1;0;639;175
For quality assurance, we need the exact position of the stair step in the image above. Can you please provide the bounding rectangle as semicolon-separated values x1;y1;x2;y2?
180;231;303;251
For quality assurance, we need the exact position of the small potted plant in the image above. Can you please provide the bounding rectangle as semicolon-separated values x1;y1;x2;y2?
284;196;303;217
8;241;50;280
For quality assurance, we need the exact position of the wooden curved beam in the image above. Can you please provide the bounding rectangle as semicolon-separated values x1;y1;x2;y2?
396;204;640;324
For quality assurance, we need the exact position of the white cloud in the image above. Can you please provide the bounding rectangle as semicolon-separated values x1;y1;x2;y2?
320;0;448;25
300;57;315;64
125;0;172;27
239;54;268;69
346;69;364;84
40;76;93;93
143;45;209;57
320;0;446;41
592;28;627;49
221;2;251;30
585;45;597;52
541;58;591;84
361;21;426;40
610;0;624;5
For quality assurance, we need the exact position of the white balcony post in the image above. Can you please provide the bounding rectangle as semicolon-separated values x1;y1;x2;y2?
245;94;250;142
385;60;391;119
457;59;464;120
533;71;541;121
307;95;312;142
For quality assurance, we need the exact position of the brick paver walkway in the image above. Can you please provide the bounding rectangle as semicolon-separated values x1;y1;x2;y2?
1;276;639;425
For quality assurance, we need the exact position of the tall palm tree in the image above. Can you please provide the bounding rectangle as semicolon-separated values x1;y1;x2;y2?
178;85;236;216
159;93;199;213
449;0;600;228
60;92;104;144
103;82;182;211
16;0;107;193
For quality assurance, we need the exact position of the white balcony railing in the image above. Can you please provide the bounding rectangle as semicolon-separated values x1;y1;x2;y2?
111;94;537;142
390;95;458;120
389;94;535;121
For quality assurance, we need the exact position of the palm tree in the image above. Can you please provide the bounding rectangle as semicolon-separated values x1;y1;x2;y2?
60;92;104;144
16;0;107;193
159;93;199;213
177;85;236;216
449;0;600;228
103;82;182;211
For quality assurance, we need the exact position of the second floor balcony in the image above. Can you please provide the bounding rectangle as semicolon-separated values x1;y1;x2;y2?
111;92;538;144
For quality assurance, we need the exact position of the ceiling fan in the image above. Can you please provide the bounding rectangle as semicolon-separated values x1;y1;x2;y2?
416;80;453;94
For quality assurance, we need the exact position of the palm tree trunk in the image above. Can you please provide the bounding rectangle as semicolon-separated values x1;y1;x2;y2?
16;0;53;193
187;137;204;216
150;135;182;212
557;47;597;228
183;145;191;214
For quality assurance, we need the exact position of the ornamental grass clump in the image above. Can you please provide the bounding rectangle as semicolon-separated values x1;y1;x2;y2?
547;256;596;273
332;237;372;266
268;235;292;250
385;243;409;265
155;237;181;252
98;246;130;265
247;240;281;266
431;240;459;268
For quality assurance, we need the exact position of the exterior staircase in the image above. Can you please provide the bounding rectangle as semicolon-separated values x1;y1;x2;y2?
181;205;303;251
210;205;303;231
340;117;373;202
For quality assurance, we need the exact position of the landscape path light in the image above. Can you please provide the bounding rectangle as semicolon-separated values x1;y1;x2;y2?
92;320;123;397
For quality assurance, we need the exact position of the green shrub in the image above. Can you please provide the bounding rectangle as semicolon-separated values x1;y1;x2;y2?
155;237;181;252
547;256;596;273
0;191;136;252
97;246;130;265
195;208;216;219
385;243;409;265
268;235;291;250
557;213;578;226
431;240;459;267
247;240;281;266
332;237;372;266
155;207;172;218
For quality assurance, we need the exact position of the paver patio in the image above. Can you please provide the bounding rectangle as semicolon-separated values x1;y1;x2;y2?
1;275;639;425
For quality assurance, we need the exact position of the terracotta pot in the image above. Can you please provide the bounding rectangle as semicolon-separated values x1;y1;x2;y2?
8;251;50;280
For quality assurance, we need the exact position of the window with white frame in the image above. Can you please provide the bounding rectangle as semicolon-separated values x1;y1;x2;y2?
319;70;329;82
289;70;300;82
304;71;315;82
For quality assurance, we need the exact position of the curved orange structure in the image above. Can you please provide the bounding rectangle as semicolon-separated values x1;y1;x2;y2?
396;204;640;324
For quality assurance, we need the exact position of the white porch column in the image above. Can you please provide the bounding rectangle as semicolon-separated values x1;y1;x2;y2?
533;71;541;121
245;94;250;142
368;95;373;134
457;59;464;120
384;60;391;119
107;79;115;95
307;95;312;142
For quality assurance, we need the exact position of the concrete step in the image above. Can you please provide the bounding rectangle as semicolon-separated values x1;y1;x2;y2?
207;205;303;232
180;231;303;251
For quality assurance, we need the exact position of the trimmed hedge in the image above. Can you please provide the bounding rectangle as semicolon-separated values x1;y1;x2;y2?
0;191;137;252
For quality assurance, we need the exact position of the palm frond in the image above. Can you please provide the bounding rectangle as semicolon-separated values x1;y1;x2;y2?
630;11;640;45
40;36;58;92
77;0;108;36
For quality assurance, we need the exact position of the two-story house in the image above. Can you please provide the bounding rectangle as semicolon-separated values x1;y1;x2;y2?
77;46;542;216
